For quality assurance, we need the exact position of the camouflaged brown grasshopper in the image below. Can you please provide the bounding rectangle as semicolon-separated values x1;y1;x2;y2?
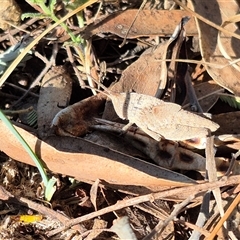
88;79;219;141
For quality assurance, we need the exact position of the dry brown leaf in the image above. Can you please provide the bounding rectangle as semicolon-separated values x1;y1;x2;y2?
90;179;100;211
213;112;240;135
82;10;197;39
189;0;240;95
52;93;106;137
194;80;223;112
0;121;197;196
102;17;191;120
0;0;21;30
103;41;181;120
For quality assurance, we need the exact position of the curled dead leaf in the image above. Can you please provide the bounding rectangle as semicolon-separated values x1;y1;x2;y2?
37;66;72;139
189;0;240;95
51;93;106;137
0;120;197;196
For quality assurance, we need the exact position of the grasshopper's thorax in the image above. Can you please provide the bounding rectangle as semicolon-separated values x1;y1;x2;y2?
111;92;163;121
112;93;145;120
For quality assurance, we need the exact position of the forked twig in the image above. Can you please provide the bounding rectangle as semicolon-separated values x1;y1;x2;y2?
207;192;240;240
119;0;147;47
143;194;195;239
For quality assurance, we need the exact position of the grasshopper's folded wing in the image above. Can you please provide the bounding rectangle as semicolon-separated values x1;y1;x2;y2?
138;103;219;141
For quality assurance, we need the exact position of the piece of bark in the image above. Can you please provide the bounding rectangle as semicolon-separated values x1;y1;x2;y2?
37;66;72;139
92;119;231;174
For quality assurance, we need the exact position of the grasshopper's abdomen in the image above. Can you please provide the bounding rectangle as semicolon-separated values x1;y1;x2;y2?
110;92;219;141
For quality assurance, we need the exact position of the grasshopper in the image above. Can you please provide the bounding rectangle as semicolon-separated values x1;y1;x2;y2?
90;80;219;141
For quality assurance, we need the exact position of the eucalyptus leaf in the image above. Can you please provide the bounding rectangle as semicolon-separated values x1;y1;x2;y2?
0;110;56;201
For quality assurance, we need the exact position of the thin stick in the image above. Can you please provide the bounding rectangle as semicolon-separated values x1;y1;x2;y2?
182;89;224;109
3;106;33;115
207;192;240;240
173;0;240;40
47;175;240;236
0;18;38;42
155;58;240;69
143;194;195;240
119;0;147;47
12;44;58;106
65;45;85;87
225;150;240;176
4;82;39;98
177;219;210;237
0;0;99;87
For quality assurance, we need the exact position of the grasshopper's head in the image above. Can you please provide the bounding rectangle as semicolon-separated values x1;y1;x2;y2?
110;92;132;120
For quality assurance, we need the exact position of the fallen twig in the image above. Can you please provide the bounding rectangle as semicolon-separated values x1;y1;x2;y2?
47;175;240;236
0;185;85;233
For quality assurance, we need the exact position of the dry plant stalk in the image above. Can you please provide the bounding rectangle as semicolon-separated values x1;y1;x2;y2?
0;0;99;87
89;80;219;141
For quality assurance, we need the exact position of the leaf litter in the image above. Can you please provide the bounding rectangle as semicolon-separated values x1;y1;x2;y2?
0;0;240;239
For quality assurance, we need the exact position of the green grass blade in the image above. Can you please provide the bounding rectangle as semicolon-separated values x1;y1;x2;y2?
0;110;49;186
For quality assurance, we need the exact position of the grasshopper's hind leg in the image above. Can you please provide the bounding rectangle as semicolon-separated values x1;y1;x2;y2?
119;122;134;136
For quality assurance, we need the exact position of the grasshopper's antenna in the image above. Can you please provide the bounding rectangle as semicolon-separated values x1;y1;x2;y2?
86;74;113;96
84;85;110;98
